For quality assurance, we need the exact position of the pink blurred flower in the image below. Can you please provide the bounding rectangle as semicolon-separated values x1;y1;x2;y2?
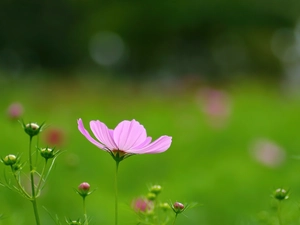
132;198;153;212
77;118;172;161
43;127;65;147
197;88;231;128
7;102;23;120
250;139;286;168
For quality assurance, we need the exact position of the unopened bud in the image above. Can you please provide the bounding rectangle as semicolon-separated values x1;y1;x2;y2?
160;202;171;211
77;182;91;198
40;147;55;160
66;218;81;225
274;188;289;201
172;202;185;214
147;192;156;201
150;185;162;195
2;154;17;166
24;123;42;137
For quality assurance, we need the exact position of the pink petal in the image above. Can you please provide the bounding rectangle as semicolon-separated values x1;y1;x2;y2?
113;120;147;151
77;119;105;150
90;120;118;150
130;136;172;154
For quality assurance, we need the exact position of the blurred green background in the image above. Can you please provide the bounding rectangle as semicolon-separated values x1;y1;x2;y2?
1;0;300;224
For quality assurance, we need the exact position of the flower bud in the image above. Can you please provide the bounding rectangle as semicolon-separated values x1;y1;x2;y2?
150;185;162;195
172;202;185;214
24;122;42;137
160;202;171;211
77;182;91;198
273;188;289;201
40;147;55;160
2;154;17;166
146;192;156;201
66;218;81;225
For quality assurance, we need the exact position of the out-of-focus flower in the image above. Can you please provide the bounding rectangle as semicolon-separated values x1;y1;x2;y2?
7;102;23;120
197;88;231;128
250;139;286;168
43;127;65;147
77;119;172;162
132;198;153;212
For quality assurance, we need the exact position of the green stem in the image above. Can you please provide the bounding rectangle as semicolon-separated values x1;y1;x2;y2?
83;197;88;225
277;200;282;225
172;214;178;225
115;161;119;225
29;136;41;225
36;160;48;197
11;167;31;199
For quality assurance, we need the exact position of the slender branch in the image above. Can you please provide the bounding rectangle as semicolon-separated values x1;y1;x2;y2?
35;159;48;197
11;168;31;199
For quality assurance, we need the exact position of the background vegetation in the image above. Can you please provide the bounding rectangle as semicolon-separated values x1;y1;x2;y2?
0;75;300;224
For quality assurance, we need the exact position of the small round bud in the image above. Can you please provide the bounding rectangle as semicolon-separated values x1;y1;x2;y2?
77;182;91;198
24;123;41;137
274;188;289;201
150;185;162;195
172;202;185;214
40;147;55;160
2;154;17;166
147;192;156;201
66;219;81;225
69;221;81;225
160;202;171;211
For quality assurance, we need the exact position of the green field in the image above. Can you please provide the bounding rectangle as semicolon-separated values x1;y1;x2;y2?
1;74;300;225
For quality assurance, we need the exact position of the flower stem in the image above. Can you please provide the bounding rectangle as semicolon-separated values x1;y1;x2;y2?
172;214;178;225
277;200;283;225
83;197;88;225
36;160;48;196
115;161;119;225
29;136;41;225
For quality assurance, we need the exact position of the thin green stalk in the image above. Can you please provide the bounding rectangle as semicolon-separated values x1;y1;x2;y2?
83;197;88;225
29;136;41;225
11;167;31;199
36;160;48;196
277;200;282;225
172;214;178;225
115;161;119;225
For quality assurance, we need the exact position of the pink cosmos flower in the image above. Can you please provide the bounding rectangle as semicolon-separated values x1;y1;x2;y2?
77;118;172;161
7;102;24;120
132;198;153;212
